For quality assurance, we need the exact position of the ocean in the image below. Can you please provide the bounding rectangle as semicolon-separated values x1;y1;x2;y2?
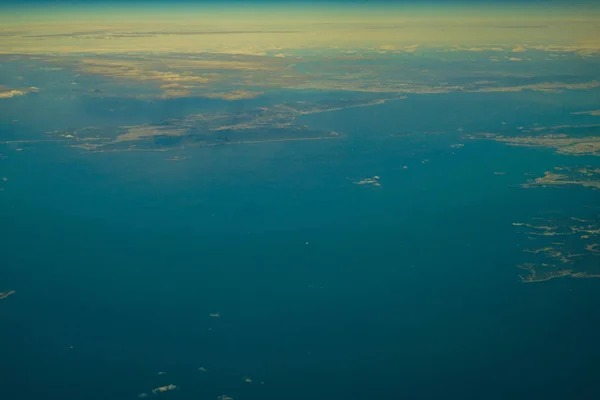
2;92;600;400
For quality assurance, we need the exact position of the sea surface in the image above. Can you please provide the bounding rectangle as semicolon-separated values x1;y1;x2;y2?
2;92;600;400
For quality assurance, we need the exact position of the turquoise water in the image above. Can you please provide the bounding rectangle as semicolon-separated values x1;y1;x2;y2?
2;94;600;399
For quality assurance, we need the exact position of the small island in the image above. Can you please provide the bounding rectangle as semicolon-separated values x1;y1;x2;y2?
152;384;177;394
353;175;381;187
0;290;15;300
165;155;189;161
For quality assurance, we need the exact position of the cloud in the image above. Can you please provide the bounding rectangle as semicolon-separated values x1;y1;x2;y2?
445;46;505;53
508;57;522;61
71;56;289;98
374;44;420;53
493;25;548;29
79;60;212;87
201;90;263;100
528;44;600;56
23;30;301;39
0;86;38;99
398;44;420;53
158;88;193;99
512;46;527;53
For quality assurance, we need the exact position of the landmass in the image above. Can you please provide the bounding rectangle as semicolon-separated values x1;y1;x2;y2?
522;167;600;191
513;215;600;282
465;131;600;156
518;263;600;283
469;125;600;282
0;290;15;300
47;97;404;153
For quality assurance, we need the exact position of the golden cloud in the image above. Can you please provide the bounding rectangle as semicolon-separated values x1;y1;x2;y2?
201;90;263;100
0;86;38;99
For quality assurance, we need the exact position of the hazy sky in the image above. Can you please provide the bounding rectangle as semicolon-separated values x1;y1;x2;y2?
1;0;599;55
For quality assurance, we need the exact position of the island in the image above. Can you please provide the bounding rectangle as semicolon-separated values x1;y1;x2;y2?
151;384;177;394
353;175;381;187
0;290;15;300
465;125;600;157
518;263;600;283
522;167;600;191
513;216;600;283
50;97;408;153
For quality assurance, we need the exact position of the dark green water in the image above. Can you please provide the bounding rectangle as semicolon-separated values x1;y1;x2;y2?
1;93;600;400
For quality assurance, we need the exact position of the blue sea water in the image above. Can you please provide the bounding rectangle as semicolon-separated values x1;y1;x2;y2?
2;92;600;400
